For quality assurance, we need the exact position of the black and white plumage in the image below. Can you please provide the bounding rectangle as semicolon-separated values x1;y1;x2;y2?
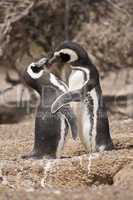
22;58;77;159
48;42;114;152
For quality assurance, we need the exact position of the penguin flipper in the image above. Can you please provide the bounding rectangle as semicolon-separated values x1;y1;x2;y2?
60;106;78;140
51;89;81;113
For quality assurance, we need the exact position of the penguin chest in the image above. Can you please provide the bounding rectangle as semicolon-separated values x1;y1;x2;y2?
68;70;84;90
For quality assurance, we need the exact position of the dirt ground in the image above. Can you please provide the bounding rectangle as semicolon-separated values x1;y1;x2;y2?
0;69;133;200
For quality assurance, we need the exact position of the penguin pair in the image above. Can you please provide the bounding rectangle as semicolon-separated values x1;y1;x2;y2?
48;41;114;152
22;58;77;159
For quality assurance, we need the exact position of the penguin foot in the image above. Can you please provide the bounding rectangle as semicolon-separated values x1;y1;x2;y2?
96;142;114;152
21;151;43;160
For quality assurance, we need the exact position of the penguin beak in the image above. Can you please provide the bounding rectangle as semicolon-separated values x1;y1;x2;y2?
37;57;48;67
47;55;61;68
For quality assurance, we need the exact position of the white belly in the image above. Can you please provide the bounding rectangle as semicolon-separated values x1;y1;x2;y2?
81;103;92;151
68;70;99;152
56;115;66;158
80;89;99;152
68;70;84;137
90;88;99;151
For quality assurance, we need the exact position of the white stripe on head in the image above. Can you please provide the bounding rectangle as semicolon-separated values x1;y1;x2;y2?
27;63;43;79
54;48;78;63
50;73;67;92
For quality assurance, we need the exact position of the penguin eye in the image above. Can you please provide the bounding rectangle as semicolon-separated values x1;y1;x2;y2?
60;52;70;62
31;65;43;73
27;63;44;79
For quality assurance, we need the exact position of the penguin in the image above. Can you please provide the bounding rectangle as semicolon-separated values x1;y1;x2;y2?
47;41;114;152
22;57;77;159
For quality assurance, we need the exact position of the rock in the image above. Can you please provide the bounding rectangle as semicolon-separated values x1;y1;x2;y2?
114;163;133;187
0;0;133;74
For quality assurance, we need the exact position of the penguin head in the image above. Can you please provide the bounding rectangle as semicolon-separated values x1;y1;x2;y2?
47;41;89;68
27;62;44;79
23;58;49;93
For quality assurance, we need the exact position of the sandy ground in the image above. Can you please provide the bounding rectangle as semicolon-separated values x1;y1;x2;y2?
0;69;133;199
